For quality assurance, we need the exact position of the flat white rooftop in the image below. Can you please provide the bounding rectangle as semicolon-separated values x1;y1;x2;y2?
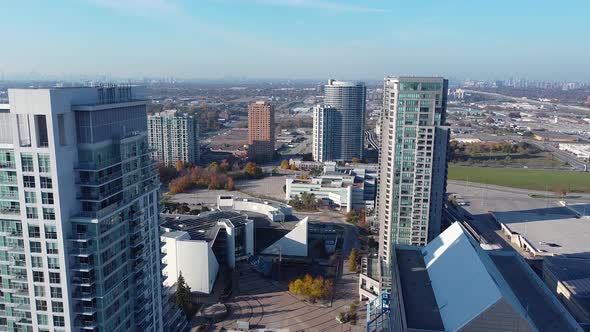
493;208;590;258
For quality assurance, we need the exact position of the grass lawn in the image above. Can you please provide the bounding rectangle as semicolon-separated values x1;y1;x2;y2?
451;152;566;168
448;166;590;193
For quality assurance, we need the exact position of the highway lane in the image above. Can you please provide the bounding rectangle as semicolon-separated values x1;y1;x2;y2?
364;130;380;152
462;89;590;115
523;139;587;171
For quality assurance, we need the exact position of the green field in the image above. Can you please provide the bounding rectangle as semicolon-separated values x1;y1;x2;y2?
448;166;590;193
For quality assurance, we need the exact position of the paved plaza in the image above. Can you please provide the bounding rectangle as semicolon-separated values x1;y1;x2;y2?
211;262;364;332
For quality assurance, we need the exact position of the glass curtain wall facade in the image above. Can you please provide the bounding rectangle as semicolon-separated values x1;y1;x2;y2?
323;79;367;161
0;87;167;332
376;77;449;271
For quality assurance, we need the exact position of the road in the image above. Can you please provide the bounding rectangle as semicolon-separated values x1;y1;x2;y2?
289;139;311;155
524;139;587;171
462;89;590;115
364;130;380;152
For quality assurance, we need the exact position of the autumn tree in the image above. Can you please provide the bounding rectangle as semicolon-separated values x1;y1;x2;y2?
346;210;361;225
158;164;178;183
289;277;305;296
175;160;185;172
219;159;232;173
351;157;361;164
167;164;238;194
280;160;290;169
169;175;192;194
553;186;568;198
225;178;236;191
348;248;359;272
207;161;219;173
244;162;263;178
357;209;368;230
288;274;333;303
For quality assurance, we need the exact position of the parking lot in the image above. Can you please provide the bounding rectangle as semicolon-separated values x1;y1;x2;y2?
447;181;559;216
447;180;590;258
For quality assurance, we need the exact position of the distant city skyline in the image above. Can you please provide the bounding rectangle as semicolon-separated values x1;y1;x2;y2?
1;0;589;81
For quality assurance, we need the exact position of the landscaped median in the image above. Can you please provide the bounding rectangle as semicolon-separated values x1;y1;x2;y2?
448;165;590;193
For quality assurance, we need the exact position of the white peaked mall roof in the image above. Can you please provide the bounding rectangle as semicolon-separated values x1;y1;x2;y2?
422;223;503;331
261;217;308;257
421;223;582;332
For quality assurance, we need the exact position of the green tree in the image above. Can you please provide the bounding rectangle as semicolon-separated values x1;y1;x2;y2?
289;193;320;211
346;210;361;225
174;271;192;317
300;192;319;210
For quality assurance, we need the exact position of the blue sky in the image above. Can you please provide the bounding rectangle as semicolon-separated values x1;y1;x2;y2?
1;0;589;80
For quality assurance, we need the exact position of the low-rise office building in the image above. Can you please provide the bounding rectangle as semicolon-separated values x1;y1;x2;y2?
492;208;590;258
533;131;580;143
217;195;293;222
559;143;590;160
285;164;376;212
160;211;254;294
543;257;590;328
288;158;324;171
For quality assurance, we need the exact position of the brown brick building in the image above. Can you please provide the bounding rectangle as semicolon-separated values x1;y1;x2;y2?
248;101;275;162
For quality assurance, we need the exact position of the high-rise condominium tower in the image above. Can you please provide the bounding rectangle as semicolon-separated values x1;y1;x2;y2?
321;79;366;161
148;110;200;166
311;104;337;162
376;77;449;266
0;86;163;331
247;101;275;162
